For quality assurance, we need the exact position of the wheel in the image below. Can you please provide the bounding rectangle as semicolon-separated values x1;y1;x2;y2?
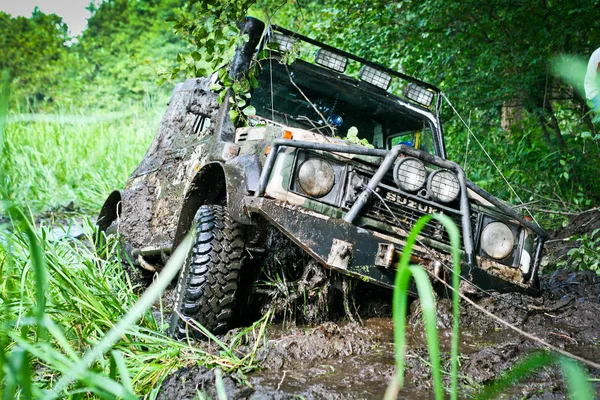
170;205;245;339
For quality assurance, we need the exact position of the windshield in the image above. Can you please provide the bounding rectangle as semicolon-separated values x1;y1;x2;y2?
250;58;437;154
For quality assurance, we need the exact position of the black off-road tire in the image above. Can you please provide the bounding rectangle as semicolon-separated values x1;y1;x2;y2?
170;205;245;339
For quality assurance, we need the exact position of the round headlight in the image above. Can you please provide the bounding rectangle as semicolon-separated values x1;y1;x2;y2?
297;158;335;198
481;222;514;259
427;169;460;203
393;157;427;192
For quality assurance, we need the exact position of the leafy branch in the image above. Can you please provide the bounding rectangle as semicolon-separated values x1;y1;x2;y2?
166;0;257;81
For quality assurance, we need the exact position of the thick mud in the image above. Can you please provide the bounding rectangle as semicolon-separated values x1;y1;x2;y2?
158;267;600;399
158;212;600;399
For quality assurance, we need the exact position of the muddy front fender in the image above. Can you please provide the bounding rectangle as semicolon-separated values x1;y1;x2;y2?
172;155;261;249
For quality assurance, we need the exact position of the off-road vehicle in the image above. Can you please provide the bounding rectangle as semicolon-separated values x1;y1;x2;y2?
97;18;547;337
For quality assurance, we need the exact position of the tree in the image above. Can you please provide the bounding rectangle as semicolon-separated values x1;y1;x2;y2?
77;0;189;105
0;8;70;108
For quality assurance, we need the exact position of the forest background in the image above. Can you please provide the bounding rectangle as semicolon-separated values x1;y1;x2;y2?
1;0;599;229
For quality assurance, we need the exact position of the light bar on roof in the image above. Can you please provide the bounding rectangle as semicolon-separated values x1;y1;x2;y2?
270;32;296;52
315;49;347;72
404;83;434;107
359;65;392;90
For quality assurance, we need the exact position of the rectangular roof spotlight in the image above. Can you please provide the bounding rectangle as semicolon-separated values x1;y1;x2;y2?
270;33;296;52
404;83;434;107
359;65;392;90
315;49;347;73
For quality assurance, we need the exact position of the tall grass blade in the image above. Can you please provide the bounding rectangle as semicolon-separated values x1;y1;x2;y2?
45;234;192;399
391;213;462;400
3;346;34;400
560;357;595;400
0;69;9;201
0;70;8;164
475;352;594;400
215;368;228;400
110;350;134;395
24;223;48;341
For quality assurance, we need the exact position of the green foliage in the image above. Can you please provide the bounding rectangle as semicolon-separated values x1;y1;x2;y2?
1;1;188;111
0;9;71;108
169;0;257;79
79;0;189;106
556;229;600;274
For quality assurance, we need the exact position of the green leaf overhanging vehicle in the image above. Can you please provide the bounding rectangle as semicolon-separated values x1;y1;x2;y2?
96;18;547;337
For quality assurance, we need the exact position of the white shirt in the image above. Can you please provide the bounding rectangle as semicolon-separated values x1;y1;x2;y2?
584;47;600;100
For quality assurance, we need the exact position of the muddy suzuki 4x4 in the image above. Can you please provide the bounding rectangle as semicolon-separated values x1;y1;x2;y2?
97;18;547;338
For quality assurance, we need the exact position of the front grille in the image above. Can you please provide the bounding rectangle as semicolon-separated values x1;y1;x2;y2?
345;172;470;247
368;188;461;246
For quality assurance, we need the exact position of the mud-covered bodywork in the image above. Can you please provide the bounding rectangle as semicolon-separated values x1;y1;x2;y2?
98;18;546;296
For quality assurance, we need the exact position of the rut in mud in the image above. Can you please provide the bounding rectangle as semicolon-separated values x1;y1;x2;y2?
157;210;600;399
157;269;600;399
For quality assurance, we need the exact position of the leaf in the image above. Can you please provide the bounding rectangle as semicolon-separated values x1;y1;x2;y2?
229;109;239;121
209;83;223;91
242;105;256;116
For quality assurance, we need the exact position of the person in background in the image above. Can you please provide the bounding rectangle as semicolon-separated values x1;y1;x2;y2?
584;47;600;109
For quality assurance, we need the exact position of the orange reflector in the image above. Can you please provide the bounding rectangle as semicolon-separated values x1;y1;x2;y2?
264;145;271;155
283;130;293;139
524;215;532;221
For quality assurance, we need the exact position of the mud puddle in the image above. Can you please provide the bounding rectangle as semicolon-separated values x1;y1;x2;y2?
158;269;600;399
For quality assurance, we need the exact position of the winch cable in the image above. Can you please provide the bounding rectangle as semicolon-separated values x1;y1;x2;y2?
463;111;471;171
361;184;531;312
430;272;600;371
362;186;600;370
440;92;541;228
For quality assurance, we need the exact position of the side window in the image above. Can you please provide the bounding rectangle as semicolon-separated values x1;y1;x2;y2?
417;124;435;154
389;133;414;148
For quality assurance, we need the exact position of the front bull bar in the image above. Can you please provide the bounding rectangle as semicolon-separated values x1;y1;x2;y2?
255;140;477;267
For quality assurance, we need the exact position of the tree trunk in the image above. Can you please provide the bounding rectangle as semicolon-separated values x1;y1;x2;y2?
501;100;523;133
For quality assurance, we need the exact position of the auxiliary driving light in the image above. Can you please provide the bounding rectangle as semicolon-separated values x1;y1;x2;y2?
427;169;460;203
359;65;392;90
481;222;515;259
393;157;427;192
297;158;335;198
315;49;348;73
404;83;434;107
270;33;296;52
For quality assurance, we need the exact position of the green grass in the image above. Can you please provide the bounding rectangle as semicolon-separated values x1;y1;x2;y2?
0;80;265;397
0;215;265;398
0;100;163;215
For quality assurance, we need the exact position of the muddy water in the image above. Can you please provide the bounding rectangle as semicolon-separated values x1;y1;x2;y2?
158;270;600;399
244;318;483;399
247;319;398;399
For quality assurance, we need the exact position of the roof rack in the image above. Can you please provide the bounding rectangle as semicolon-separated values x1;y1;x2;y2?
265;24;441;111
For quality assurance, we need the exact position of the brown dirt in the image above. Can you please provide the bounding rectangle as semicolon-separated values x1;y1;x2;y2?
156;211;600;399
157;268;600;398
